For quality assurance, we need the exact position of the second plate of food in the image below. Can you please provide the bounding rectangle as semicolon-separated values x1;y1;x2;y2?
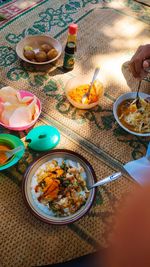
22;149;96;225
113;92;150;136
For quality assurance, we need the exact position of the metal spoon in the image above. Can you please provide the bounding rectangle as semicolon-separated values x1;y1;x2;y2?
82;66;100;104
0;145;24;164
88;172;122;190
135;80;142;109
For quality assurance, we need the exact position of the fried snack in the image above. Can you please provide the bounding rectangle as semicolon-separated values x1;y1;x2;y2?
47;48;58;60
35;51;47;62
24;50;35;60
24;45;33;51
41;44;52;53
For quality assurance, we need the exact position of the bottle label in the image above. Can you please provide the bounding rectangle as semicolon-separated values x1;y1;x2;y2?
68;35;77;44
63;52;75;70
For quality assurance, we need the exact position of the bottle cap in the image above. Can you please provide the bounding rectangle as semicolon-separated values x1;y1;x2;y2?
69;24;78;35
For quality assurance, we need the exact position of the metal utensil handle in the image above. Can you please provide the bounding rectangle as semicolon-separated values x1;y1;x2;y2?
89;172;122;189
88;67;100;93
136;80;142;98
8;146;24;156
91;67;100;84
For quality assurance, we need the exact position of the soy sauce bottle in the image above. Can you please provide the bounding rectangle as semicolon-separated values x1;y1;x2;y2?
63;23;78;71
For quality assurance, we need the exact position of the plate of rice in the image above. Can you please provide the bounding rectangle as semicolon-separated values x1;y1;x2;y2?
22;149;96;225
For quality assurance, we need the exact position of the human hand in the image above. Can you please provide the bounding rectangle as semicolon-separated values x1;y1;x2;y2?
129;44;150;78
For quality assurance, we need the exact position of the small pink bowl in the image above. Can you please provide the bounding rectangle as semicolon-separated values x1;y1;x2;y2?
0;90;41;131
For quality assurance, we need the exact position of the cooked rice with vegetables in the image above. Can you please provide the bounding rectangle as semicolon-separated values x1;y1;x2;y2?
33;159;90;216
117;98;150;133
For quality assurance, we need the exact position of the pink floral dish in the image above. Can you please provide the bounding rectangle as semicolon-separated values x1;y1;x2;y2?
0;87;41;131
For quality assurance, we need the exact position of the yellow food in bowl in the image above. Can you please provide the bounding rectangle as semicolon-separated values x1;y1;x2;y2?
0;143;14;165
68;80;103;105
0;144;10;165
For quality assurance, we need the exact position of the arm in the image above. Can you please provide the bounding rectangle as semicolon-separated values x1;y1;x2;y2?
106;185;150;267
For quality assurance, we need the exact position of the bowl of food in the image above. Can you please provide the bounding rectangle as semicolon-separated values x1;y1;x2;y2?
0;134;25;171
65;75;104;109
0;86;41;131
113;92;150;136
22;149;97;225
16;35;62;65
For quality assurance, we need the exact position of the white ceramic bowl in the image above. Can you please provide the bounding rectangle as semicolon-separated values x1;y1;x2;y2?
113;92;150;136
16;35;62;65
65;75;104;109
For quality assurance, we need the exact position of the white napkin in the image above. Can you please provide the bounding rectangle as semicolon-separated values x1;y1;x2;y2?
124;142;150;185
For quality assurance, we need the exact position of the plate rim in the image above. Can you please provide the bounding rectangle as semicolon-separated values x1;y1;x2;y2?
22;149;97;225
113;92;150;137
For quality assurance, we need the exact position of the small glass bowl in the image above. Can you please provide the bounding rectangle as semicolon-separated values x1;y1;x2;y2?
65;75;104;109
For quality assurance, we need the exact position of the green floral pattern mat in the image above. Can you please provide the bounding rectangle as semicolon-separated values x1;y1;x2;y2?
0;1;149;166
0;0;149;266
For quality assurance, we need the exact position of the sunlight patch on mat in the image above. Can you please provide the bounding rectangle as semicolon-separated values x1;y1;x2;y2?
102;17;148;40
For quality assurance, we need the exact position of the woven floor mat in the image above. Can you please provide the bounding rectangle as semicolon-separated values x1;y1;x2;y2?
107;0;150;22
134;0;150;7
1;7;149;166
0;117;136;267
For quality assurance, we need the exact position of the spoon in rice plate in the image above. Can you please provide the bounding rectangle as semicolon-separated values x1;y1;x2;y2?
88;172;122;190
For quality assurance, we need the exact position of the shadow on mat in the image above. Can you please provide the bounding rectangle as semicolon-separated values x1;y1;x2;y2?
36;251;105;267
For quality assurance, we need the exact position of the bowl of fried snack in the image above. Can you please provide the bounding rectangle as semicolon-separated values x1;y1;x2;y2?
16;35;62;65
0;86;41;131
65;75;104;109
